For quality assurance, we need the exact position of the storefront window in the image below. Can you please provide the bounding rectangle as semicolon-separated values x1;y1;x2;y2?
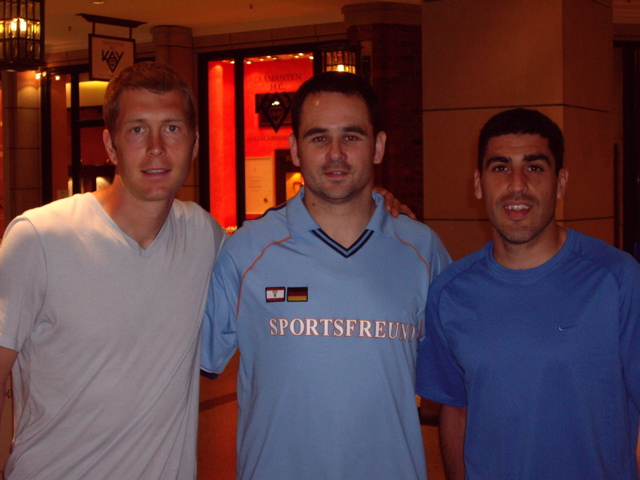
49;72;110;201
208;59;236;231
207;52;313;231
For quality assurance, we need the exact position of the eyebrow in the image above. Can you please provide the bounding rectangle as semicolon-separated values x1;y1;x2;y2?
123;116;186;125
484;153;552;167
302;125;369;139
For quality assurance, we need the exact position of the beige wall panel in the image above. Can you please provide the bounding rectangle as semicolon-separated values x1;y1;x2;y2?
423;109;484;220
9;188;40;218
64;49;89;63
315;22;348;37
563;0;613;111
176;185;197;203
561;108;614;220
422;0;564;111
193;34;233;49
612;47;623;143
424;105;615;254
424;106;565;220
426;219;493;261
561;217;614;245
152;26;194;87
343;3;421;26
182;159;197;187
16;73;40;109
154;45;193;80
272;25;317;41
14;109;41;150
11;148;41;190
152;26;192;48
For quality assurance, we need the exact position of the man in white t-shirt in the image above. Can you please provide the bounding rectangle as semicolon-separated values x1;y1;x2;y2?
0;62;227;479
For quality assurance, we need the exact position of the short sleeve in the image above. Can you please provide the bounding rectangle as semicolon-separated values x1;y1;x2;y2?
0;218;47;352
618;257;640;410
200;245;240;374
428;234;452;283
415;286;467;407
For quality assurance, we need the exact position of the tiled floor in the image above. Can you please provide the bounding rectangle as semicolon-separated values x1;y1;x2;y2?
196;353;446;480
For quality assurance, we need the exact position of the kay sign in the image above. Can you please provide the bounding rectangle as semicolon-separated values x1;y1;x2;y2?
89;35;135;81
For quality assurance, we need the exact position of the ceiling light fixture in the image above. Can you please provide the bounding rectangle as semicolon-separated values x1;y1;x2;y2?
0;0;45;71
320;43;359;74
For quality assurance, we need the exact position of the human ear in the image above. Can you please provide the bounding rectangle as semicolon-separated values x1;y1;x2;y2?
103;129;118;164
373;131;387;165
289;133;301;167
556;168;569;199
473;169;483;200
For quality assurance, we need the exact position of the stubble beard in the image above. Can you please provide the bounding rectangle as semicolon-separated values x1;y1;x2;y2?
492;210;555;246
490;192;558;246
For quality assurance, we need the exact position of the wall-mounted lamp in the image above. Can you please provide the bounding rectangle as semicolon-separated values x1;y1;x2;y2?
321;44;359;74
0;0;45;71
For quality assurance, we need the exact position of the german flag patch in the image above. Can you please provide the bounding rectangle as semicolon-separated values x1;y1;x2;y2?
286;287;308;302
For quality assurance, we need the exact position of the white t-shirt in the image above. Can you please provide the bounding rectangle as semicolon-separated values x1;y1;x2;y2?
0;193;226;479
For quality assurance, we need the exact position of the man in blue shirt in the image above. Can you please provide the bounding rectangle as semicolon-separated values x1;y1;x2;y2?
202;72;450;479
416;108;640;480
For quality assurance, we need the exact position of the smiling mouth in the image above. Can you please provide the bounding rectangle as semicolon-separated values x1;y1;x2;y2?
144;169;170;174
324;170;349;179
505;204;530;211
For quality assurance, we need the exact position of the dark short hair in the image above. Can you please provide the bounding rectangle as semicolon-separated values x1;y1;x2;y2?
103;61;197;135
478;108;564;173
290;71;381;138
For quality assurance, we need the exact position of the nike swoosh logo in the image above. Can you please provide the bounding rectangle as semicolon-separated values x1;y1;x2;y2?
558;325;578;332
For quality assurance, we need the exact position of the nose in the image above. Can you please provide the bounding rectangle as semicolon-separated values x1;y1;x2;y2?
508;169;527;194
147;131;165;156
327;138;345;160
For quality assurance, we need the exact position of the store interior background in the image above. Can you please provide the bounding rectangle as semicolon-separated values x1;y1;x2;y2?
1;0;640;477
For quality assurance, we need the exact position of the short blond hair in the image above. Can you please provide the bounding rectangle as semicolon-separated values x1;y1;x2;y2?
103;61;197;135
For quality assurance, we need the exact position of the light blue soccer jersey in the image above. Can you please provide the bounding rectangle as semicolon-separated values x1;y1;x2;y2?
202;189;450;480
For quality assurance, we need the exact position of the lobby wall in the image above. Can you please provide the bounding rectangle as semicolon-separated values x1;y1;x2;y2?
422;0;614;260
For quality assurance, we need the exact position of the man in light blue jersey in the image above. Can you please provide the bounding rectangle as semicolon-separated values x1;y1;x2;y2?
416;108;640;480
201;71;450;479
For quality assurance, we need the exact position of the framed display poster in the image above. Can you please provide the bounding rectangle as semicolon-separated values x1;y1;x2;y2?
89;34;135;81
245;157;275;216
